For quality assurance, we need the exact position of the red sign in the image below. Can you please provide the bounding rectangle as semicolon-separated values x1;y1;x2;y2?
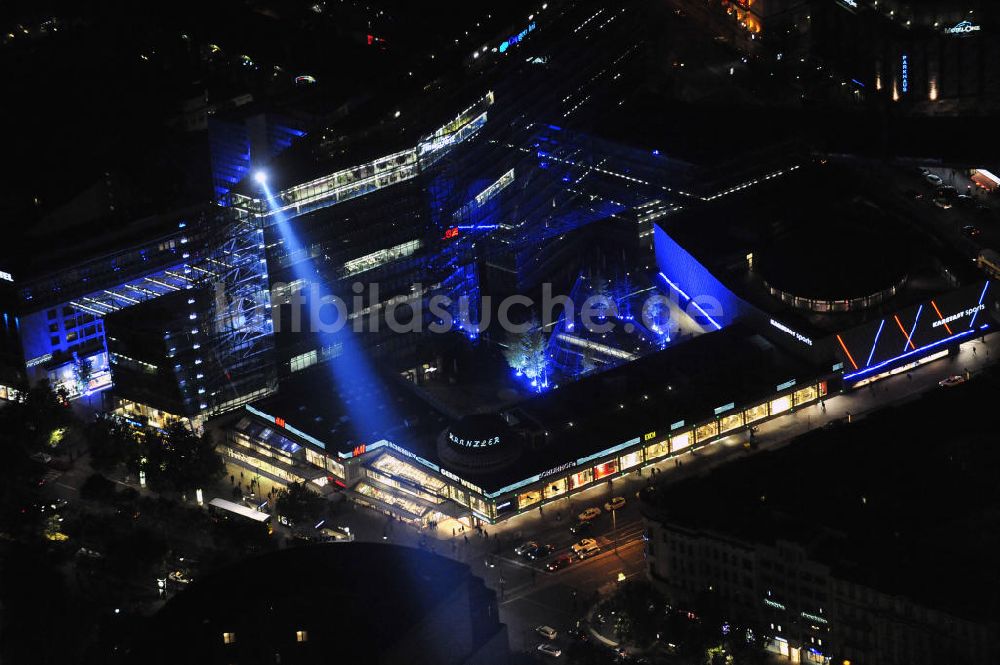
444;227;460;240
275;417;286;428
353;444;367;457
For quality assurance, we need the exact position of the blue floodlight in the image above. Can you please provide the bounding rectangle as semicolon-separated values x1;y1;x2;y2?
254;170;268;185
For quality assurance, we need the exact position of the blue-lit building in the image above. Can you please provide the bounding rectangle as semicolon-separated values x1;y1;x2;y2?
209;109;307;202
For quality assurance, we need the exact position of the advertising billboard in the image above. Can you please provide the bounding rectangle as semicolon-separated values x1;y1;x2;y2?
834;281;994;382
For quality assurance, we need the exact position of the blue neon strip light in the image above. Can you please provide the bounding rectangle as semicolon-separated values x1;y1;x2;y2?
657;272;723;330
904;305;923;354
843;329;975;381
245;405;327;451
576;437;640;466
867;319;885;367
969;281;990;329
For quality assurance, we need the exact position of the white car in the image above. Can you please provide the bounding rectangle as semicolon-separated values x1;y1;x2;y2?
577;507;601;521
604;496;626;512
571;538;601;559
924;172;943;186
537;643;562;658
536;625;558;640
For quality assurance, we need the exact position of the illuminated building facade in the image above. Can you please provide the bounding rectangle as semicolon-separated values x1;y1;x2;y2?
640;389;1000;665
220;326;833;526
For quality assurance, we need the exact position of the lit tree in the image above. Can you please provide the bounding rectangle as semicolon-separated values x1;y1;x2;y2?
72;353;93;394
503;314;550;391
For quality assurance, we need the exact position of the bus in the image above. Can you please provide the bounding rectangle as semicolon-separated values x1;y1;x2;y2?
208;497;271;524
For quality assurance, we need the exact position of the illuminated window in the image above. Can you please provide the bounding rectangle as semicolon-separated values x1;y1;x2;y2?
569;468;593;489
670;432;691;452
744;403;768;424
296;630;308;643
694;421;719;443
793;385;818;407
518;489;542;509
543;477;568;499
593;460;618;480
770;395;791;415
619;450;642;471
644;440;669;461
290;350;318;373
223;632;236;645
720;413;744;433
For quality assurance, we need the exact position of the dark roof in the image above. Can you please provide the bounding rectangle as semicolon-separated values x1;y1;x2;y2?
641;367;1000;622
136;543;482;664
657;158;982;338
482;324;820;491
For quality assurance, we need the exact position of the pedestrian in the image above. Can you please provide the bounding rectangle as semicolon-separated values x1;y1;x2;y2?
464;535;469;545
452;527;456;537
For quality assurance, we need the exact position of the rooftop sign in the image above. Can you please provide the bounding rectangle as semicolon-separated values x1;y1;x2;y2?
944;21;981;35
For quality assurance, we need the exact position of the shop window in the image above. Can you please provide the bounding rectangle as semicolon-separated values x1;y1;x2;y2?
518;489;542;509
619;450;642;470
569;468;593;489
222;632;236;645
793;385;818;406
720;413;744;433
296;630;308;643
449;485;468;506
543;477;568;499
670;432;691;452
770;395;791;415
645;440;669;461
305;448;325;469
744;403;769;424
325;457;345;479
593;460;618;480
819;380;828;396
695;421;719;443
469;493;489;516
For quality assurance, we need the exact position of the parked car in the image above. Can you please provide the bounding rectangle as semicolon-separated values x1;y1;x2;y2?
577;507;601;521
569;520;592;535
537;643;562;658
515;541;539;557
939;375;966;388
536;625;558;640
546;555;573;572
604;496;626;512
923;172;943;186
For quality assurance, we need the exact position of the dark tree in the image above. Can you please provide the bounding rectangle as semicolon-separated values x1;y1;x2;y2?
275;481;326;526
142;423;224;494
85;414;139;473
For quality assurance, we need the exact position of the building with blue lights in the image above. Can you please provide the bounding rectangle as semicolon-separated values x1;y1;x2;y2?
218;324;834;526
652;157;999;387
